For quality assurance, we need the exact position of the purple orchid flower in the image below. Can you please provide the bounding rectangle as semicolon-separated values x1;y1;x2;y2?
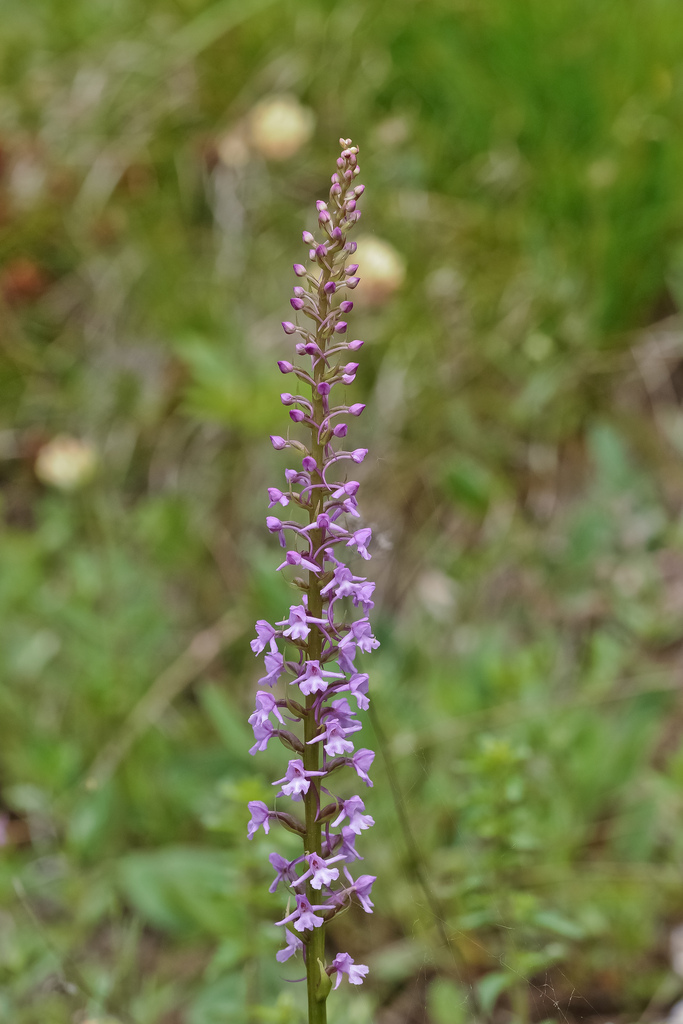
276;928;304;962
272;759;326;801
328;952;369;987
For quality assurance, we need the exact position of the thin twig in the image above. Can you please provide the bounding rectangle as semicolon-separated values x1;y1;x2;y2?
13;877;140;1024
368;701;467;978
84;611;241;790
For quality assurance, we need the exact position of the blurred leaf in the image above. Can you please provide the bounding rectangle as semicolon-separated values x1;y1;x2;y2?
477;970;516;1015
118;846;242;936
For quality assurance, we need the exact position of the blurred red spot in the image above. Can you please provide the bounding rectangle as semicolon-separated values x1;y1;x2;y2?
1;257;49;306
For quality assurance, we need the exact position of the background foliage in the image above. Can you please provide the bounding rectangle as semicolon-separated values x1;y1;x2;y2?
3;0;683;1021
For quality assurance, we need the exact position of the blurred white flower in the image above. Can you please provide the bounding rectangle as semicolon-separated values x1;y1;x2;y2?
216;127;251;169
671;924;683;977
354;235;406;305
35;435;97;491
247;94;315;161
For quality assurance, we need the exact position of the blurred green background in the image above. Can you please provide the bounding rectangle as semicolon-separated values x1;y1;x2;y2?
4;0;683;1021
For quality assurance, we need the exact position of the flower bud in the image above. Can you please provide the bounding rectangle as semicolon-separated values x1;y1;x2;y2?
317;382;331;396
293;286;305;297
343;362;360;374
280;393;294;405
293;264;307;276
346;264;359;275
331;227;343;240
346;199;356;212
334;321;348;334
345;241;358;254
302;456;317;473
282;321;297;334
346;277;360;289
340;301;353;313
316;200;328;212
270;435;288;450
348;339;364;351
303;230;315;244
333;423;348;437
290;409;305;423
278;361;294;373
331;183;342;196
324;282;336;294
351;448;368;463
318;210;331;224
315;243;328;258
349;403;366;415
290;297;305;310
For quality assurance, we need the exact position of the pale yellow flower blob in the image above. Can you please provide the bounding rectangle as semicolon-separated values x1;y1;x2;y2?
35;435;97;491
247;94;315;161
354;235;406;306
216;127;251;168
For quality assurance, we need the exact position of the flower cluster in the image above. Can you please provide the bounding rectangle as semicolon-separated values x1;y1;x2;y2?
247;140;375;1003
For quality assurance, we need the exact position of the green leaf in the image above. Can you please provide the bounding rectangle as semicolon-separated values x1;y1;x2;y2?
533;910;585;941
477;970;516;1015
118;846;242;936
428;978;470;1024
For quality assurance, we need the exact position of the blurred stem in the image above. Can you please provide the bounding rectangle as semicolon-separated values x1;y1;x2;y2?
368;702;467;976
83;611;240;790
13;878;141;1024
